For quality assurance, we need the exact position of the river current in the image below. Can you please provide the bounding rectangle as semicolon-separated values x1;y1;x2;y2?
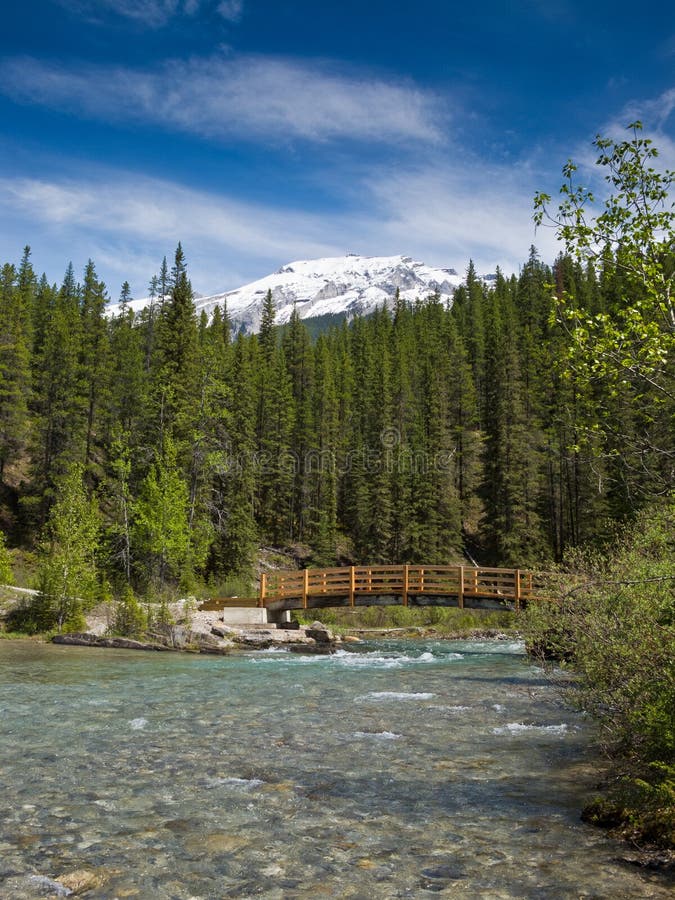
0;638;671;899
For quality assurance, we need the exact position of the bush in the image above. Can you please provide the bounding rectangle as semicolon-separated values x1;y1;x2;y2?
111;586;147;638
524;500;675;846
0;531;13;585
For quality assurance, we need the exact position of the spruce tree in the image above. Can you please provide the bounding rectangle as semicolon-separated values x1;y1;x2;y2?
36;462;101;632
0;261;32;481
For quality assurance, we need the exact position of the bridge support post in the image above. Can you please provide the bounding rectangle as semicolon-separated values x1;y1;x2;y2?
259;573;267;609
349;566;355;607
514;569;521;611
402;564;409;607
303;568;309;610
458;565;464;609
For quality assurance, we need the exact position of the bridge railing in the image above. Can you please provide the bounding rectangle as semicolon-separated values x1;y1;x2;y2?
261;564;548;609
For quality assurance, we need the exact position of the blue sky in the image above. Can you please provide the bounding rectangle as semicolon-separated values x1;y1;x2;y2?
0;0;673;299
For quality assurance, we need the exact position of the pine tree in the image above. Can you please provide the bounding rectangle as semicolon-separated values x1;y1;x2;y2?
153;244;200;446
132;433;193;591
480;276;547;564
28;264;85;524
255;342;295;543
310;335;339;561
80;259;110;473
282;307;314;540
0;261;32;481
36;462;101;632
209;334;257;577
259;289;276;362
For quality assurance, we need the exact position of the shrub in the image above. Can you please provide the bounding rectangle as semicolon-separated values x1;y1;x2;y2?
524;500;675;846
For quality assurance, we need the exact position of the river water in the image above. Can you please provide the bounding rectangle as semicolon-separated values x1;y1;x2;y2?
0;638;671;899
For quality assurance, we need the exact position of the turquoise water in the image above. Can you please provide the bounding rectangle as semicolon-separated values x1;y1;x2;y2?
0;638;671;898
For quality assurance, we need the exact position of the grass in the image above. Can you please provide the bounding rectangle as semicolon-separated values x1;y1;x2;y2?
294;604;516;634
0;629;55;641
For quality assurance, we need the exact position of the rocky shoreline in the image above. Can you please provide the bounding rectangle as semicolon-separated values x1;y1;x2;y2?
52;615;346;655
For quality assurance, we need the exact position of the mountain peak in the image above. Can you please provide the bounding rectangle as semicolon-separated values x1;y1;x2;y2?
110;254;464;333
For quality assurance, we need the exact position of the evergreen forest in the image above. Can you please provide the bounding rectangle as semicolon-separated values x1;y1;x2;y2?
0;126;672;636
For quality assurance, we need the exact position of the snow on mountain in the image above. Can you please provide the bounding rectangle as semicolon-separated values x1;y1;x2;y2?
110;254;464;333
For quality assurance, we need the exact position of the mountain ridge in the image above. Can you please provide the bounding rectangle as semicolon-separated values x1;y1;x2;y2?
109;254;471;333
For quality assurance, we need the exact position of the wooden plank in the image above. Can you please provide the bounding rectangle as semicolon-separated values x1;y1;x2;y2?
402;564;409;607
260;573;267;608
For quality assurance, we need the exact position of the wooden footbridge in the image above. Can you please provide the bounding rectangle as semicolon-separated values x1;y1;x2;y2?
262;565;545;614
201;565;549;620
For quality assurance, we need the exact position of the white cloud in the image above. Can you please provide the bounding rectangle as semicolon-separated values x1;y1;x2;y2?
613;88;675;168
0;54;444;145
358;160;561;275
0;144;560;300
0;170;344;294
216;0;242;21
55;0;242;27
563;88;675;186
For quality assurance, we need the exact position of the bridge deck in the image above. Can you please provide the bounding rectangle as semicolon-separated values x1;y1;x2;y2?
254;565;547;614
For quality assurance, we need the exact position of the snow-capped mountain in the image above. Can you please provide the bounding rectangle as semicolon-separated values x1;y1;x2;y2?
111;254;464;333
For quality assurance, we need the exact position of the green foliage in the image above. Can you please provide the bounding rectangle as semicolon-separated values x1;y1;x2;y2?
0;251;32;481
34;463;101;632
111;585;147;638
300;604;514;633
133;434;193;589
524;501;675;844
0;531;13;584
0;190;672;597
534;122;674;503
146;596;174;628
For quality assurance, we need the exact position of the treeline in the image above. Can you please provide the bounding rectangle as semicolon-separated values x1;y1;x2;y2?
0;240;670;614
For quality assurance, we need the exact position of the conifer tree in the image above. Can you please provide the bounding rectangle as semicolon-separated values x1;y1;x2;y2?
0;261;32;481
310;335;339;561
28;264;85;523
480;276;547;564
151;245;200;454
210;334;257;577
36;462;101;632
259;289;276;362
282;307;314;539
80;259;110;473
133;433;193;591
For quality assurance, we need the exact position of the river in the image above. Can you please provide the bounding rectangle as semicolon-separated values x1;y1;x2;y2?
0;638;671;898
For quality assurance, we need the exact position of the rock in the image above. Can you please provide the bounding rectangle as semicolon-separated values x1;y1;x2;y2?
305;621;334;643
231;629;290;648
189;631;231;653
51;629;232;654
146;625;232;654
194;833;248;854
288;643;336;655
211;624;237;638
56;869;106;895
51;618;342;655
52;633;169;651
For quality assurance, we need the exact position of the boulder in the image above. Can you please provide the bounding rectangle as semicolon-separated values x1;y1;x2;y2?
288;642;336;655
52;633;169;651
305;621;334;643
